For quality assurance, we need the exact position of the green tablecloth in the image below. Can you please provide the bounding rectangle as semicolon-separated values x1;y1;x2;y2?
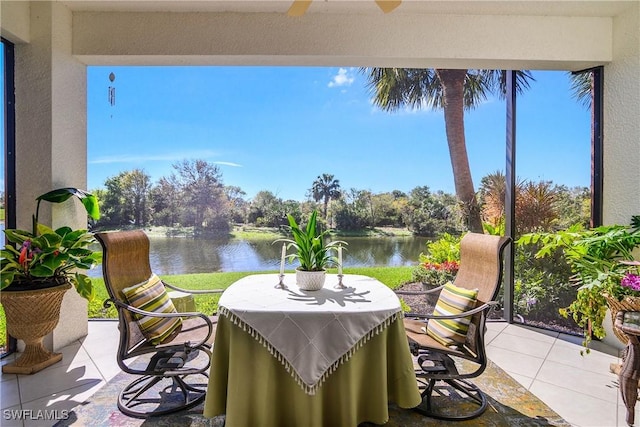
203;314;421;427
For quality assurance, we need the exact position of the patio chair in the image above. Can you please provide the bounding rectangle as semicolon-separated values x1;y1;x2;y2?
95;230;222;418
398;232;510;420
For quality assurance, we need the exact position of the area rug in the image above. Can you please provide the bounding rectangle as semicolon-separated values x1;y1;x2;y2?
55;356;569;427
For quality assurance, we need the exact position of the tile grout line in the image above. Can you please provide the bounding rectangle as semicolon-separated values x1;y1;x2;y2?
532;335;559;383
77;335;109;384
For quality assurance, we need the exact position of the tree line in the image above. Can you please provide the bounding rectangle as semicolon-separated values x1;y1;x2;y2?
92;67;592;238
92;159;590;238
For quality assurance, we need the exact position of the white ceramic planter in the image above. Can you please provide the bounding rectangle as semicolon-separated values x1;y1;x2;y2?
295;269;326;291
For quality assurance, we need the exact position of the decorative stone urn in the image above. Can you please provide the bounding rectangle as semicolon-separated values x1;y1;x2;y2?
1;282;72;374
296;269;326;291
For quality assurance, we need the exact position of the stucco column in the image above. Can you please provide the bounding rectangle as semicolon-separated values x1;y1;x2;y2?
601;3;640;351
14;2;88;351
603;3;640;226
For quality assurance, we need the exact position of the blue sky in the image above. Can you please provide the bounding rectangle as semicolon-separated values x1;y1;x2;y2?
84;66;590;201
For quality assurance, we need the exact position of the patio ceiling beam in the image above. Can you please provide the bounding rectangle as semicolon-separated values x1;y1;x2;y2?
72;11;612;71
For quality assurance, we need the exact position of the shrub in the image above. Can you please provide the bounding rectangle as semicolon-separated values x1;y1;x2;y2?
411;233;461;285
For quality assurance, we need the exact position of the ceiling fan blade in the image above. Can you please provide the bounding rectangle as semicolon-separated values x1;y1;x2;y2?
287;0;401;17
287;0;313;17
375;0;402;13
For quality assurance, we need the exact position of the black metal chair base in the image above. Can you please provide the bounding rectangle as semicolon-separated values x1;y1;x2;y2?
118;373;208;418
415;377;488;421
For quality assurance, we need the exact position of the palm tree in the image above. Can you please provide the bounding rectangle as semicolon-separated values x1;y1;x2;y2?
479;171;560;234
310;174;341;220
361;68;534;233
479;170;508;228
516;181;559;233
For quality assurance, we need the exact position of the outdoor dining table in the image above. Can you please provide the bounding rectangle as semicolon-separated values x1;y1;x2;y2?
202;273;421;427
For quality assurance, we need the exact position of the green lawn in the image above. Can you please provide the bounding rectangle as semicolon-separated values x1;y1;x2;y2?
1;266;413;348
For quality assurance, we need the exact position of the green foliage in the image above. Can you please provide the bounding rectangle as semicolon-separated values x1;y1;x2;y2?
96;170;151;227
148;177;181;227
519;221;640;291
553;185;591;230
518;216;640;349
422;233;461;263
511;243;574;322
1;188;101;300
171;160;230;235
402;187;462;237
332;189;371;231
368;192;405;227
36;188;100;223
96;160;232;235
411;233;461;285
276;210;346;271
483;220;505;236
247;191;299;228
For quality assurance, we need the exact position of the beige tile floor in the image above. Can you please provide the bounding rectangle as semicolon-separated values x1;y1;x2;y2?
0;320;633;426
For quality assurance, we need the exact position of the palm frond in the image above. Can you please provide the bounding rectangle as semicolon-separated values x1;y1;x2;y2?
569;71;593;109
362;67;534;111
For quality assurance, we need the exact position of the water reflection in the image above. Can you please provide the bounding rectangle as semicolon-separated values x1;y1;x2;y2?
88;235;429;277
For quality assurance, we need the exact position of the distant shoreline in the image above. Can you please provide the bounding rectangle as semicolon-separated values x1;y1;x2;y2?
94;224;415;239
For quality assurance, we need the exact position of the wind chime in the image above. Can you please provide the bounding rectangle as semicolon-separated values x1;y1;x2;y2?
108;72;116;118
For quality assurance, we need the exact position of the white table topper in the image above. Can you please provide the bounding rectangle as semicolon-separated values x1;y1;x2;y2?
217;273;402;394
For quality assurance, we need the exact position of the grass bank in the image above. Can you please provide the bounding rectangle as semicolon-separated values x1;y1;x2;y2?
1;266;413;348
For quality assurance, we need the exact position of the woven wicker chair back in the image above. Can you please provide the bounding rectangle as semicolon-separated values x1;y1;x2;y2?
95;230;154;352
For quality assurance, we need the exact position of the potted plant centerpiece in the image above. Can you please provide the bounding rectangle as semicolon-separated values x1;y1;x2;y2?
518;215;640;352
276;210;346;291
0;188;101;374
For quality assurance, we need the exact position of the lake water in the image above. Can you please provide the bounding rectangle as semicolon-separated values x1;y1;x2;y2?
88;234;429;277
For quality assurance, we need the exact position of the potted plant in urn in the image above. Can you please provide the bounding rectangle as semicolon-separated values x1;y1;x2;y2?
275;210;346;291
518;215;640;353
0;188;101;374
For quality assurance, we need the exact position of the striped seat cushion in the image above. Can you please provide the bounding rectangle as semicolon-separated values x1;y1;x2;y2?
426;281;478;347
122;274;182;345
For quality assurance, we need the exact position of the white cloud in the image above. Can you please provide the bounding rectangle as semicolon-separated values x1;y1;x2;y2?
89;149;218;164
214;161;243;167
328;68;355;88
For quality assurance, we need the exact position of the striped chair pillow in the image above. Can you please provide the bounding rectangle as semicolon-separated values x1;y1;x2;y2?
426;281;478;347
122;274;182;345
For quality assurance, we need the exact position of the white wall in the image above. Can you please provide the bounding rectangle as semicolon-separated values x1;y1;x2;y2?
13;1;89;350
0;1;30;43
72;10;612;71
603;4;640;226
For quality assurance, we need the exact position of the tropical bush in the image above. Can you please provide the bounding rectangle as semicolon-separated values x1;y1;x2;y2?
411;233;461;285
511;243;575;322
518;216;640;349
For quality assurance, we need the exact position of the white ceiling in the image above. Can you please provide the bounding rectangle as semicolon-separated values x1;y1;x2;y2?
61;0;636;17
